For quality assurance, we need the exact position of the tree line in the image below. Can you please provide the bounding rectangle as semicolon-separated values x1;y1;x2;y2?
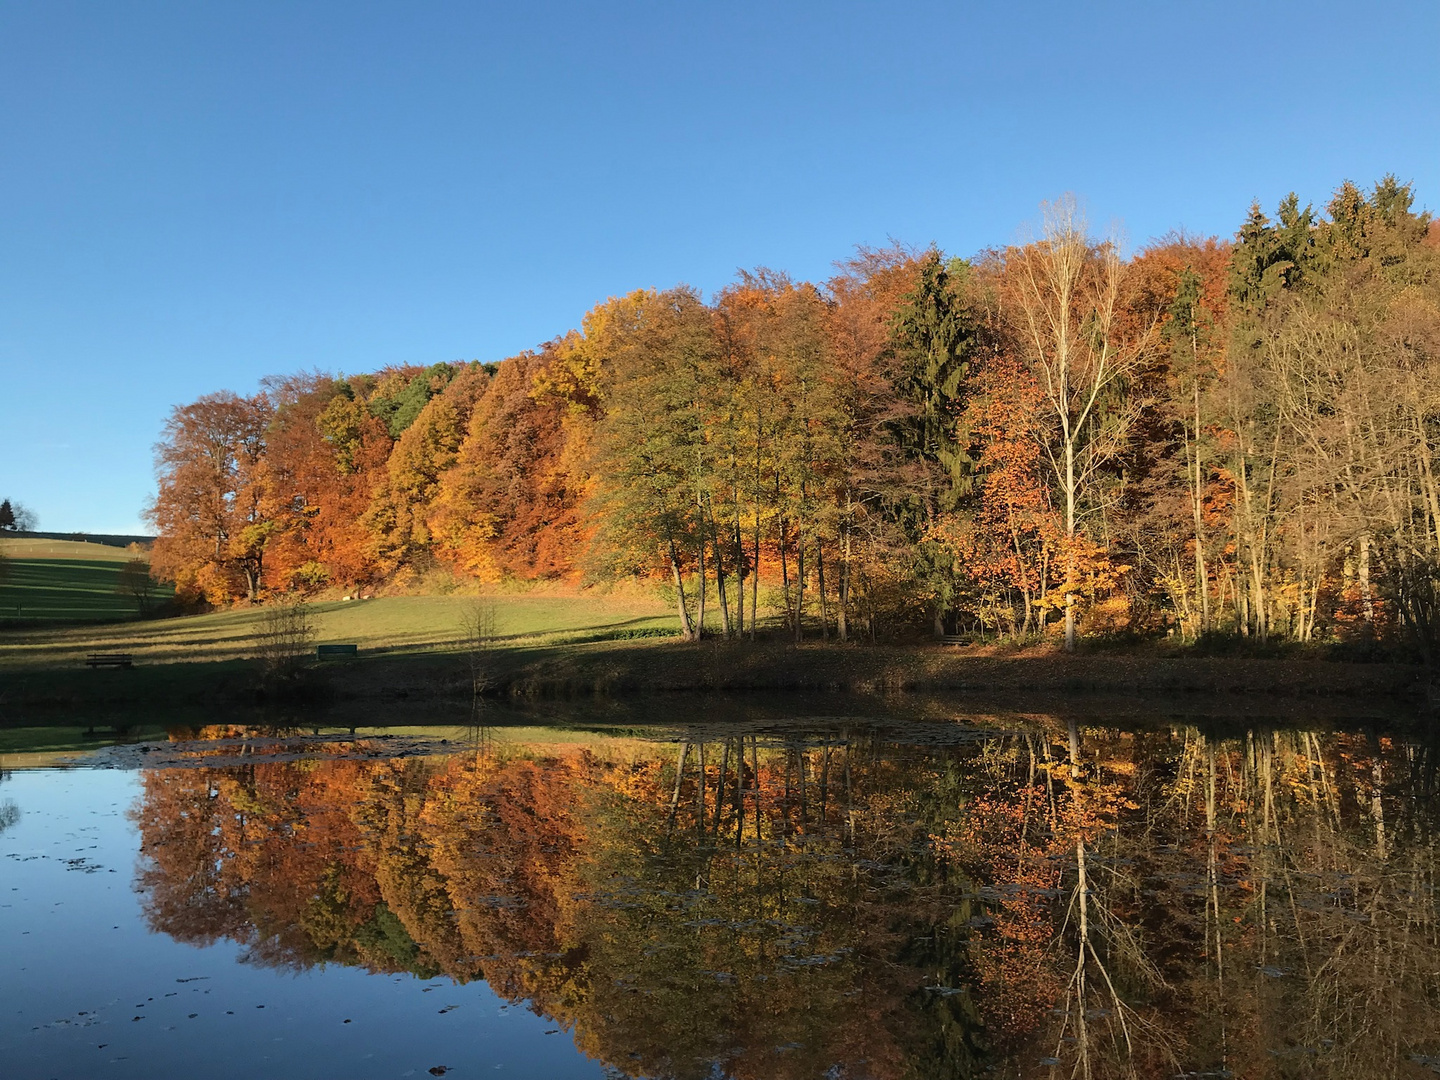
147;177;1440;651
0;499;37;532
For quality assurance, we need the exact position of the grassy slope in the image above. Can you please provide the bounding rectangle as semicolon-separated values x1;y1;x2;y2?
0;538;170;623
0;591;676;670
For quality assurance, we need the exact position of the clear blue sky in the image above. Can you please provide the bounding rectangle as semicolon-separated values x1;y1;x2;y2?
2;0;1436;534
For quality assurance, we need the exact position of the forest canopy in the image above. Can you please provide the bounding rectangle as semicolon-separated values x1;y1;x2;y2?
145;178;1440;652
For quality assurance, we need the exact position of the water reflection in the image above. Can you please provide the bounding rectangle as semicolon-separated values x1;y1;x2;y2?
0;766;17;835
130;720;1440;1079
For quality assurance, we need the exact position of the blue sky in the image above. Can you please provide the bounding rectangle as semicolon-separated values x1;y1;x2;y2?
2;0;1436;534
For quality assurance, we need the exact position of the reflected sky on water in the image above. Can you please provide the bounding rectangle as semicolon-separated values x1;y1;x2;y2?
3;710;1439;1079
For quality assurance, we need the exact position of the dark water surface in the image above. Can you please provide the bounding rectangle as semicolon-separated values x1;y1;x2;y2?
2;707;1437;1079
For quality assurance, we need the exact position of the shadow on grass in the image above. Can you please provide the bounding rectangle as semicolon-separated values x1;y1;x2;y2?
0;559;170;623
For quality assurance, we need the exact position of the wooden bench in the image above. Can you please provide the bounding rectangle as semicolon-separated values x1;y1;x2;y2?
316;643;359;661
85;653;134;669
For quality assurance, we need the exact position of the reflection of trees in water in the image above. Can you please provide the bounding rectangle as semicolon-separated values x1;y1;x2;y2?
946;723;1440;1080
1192;728;1440;1080
130;723;1440;1079
0;766;17;836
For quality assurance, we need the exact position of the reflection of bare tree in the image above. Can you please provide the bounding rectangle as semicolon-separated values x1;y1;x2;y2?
1046;721;1175;1079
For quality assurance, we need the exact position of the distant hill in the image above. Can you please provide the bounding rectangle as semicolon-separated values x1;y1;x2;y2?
6;530;154;549
1;537;143;562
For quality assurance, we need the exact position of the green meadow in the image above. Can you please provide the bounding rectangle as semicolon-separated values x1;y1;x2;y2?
0;538;170;623
0;536;686;692
0;586;678;672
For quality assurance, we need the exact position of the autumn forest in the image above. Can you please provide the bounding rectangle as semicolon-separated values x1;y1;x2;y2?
146;179;1440;653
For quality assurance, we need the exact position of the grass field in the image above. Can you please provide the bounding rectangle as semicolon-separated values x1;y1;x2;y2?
1;538;145;560
0;590;678;670
0;538;171;623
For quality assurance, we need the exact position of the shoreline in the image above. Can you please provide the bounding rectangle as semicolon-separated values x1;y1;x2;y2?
0;638;1430;717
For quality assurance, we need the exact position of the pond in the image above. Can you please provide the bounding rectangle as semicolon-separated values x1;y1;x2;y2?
1;704;1436;1078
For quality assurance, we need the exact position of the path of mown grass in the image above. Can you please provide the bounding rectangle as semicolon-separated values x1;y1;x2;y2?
0;538;170;623
0;592;678;670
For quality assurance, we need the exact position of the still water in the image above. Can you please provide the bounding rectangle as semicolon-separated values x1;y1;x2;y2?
1;708;1436;1079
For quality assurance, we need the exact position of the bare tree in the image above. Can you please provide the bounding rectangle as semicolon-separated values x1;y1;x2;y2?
255;597;316;681
116;558;156;616
460;592;499;702
1008;197;1153;648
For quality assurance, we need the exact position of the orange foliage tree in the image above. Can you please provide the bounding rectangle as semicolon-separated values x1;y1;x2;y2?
934;351;1060;635
147;391;272;603
430;344;587;581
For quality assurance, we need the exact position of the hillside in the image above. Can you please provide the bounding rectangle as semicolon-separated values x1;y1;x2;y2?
0;537;169;623
8;531;154;548
0;590;674;667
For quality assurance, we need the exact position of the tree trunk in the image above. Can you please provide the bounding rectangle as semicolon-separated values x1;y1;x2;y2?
752;513;761;640
733;516;744;640
779;519;792;632
711;506;732;639
1359;533;1376;627
1064;436;1078;651
794;531;806;643
668;539;695;641
751;737;761;843
695;521;707;640
667;741;691;826
1191;382;1211;634
1074;831;1092;1080
695;741;706;830
816;542;829;641
714;741;729;833
734;738;745;846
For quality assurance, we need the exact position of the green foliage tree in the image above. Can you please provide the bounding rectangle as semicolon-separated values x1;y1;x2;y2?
1219;177;1440;649
368;363;457;438
588;288;717;639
